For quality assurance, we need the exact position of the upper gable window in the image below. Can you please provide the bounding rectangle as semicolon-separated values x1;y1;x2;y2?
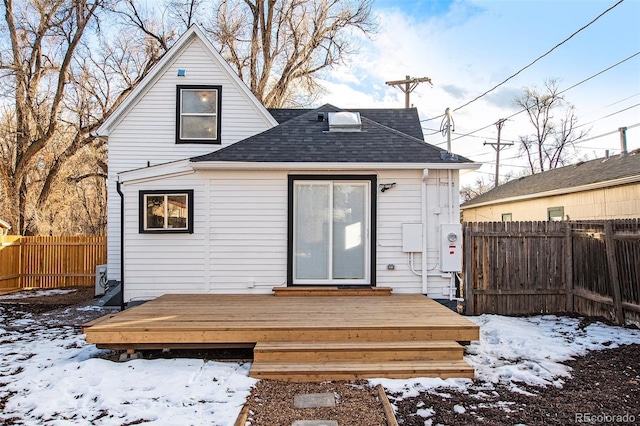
176;85;222;144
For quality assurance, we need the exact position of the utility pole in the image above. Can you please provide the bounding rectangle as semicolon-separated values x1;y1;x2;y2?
385;75;432;108
483;119;512;188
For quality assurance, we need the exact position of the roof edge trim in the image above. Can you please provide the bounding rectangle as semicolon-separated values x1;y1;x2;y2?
461;174;640;210
190;161;482;171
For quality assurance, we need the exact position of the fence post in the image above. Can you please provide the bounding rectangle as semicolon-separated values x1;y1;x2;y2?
464;224;475;315
564;223;574;312
18;237;23;288
604;221;624;325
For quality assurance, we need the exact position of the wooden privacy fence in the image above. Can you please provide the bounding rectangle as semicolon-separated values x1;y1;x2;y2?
463;220;640;325
0;236;106;291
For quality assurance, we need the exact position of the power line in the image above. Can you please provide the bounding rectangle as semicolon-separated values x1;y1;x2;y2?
574;122;640;145
558;51;640;96
421;0;626;122
577;91;640;123
429;51;640;145
575;102;640;129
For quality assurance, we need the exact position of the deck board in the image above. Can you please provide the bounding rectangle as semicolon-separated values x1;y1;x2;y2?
83;293;479;381
84;294;479;345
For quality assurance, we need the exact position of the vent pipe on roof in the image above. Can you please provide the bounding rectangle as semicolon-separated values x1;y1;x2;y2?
619;127;627;156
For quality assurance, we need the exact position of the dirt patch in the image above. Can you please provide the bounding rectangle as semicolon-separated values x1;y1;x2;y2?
244;380;387;425
393;344;640;425
0;286;94;307
0;286;112;327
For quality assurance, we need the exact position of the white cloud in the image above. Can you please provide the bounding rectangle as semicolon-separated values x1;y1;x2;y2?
316;0;640;185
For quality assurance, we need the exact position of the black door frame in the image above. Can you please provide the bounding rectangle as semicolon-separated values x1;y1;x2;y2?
287;174;377;287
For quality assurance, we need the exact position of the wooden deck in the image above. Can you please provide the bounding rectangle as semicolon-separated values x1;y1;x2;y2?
83;292;480;381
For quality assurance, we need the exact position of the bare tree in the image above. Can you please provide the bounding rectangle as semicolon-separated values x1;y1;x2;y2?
514;79;587;174
212;0;376;107
460;176;492;202
0;0;165;235
116;0;377;107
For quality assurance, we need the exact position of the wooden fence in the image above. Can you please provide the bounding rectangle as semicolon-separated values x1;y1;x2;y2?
463;220;640;325
0;236;106;291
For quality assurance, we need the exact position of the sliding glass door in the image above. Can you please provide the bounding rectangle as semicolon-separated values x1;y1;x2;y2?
292;180;371;285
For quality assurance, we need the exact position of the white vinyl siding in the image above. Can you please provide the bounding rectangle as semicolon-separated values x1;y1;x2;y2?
122;168;462;301
209;171;288;293
107;36;274;281
122;175;208;301
376;169;461;298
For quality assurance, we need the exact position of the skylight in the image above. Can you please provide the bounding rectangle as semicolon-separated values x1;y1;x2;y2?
327;112;361;132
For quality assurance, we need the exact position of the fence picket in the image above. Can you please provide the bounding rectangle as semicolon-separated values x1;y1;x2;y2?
0;236;106;290
464;220;640;325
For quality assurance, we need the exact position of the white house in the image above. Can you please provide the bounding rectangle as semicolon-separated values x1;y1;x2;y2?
97;26;479;305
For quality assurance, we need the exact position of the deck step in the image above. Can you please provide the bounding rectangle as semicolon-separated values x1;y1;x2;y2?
254;340;464;363
272;286;393;297
249;360;475;382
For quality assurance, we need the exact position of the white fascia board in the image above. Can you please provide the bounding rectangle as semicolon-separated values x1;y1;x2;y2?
460;174;640;210
118;159;194;184
190;161;482;171
97;26;276;137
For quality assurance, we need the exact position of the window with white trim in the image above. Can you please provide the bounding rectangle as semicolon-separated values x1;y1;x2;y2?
176;85;221;144
139;190;194;233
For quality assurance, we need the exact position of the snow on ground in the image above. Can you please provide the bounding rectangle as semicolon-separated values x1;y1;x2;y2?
371;314;640;421
2;307;640;425
0;307;256;425
0;288;77;299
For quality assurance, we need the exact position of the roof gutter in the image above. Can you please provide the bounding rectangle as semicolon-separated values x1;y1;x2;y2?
190;161;482;171
461;174;640;210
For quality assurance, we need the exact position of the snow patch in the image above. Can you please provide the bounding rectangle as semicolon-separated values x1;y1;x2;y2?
0;323;257;425
372;314;640;396
0;288;77;299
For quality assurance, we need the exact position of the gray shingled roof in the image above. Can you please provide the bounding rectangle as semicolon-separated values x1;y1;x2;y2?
462;151;640;208
192;104;471;164
268;107;425;141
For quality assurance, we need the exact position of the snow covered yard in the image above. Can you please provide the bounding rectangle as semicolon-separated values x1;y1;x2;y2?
374;315;640;425
0;291;256;426
2;289;640;425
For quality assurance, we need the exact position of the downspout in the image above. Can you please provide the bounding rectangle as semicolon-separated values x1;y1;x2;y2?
116;180;125;311
421;169;429;294
448;169;462;301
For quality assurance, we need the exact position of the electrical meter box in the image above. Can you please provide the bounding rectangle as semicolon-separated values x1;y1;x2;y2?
440;224;462;272
402;223;423;252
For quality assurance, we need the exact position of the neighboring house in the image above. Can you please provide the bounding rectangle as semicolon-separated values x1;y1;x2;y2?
97;26;479;304
461;151;640;222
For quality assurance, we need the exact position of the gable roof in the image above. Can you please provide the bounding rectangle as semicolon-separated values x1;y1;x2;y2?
462;151;640;208
97;25;277;136
191;104;473;165
268;107;425;140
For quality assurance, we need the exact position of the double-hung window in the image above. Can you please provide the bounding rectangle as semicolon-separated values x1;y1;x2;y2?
139;190;194;233
176;85;221;144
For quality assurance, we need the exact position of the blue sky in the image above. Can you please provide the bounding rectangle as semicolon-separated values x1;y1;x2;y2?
317;0;640;184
